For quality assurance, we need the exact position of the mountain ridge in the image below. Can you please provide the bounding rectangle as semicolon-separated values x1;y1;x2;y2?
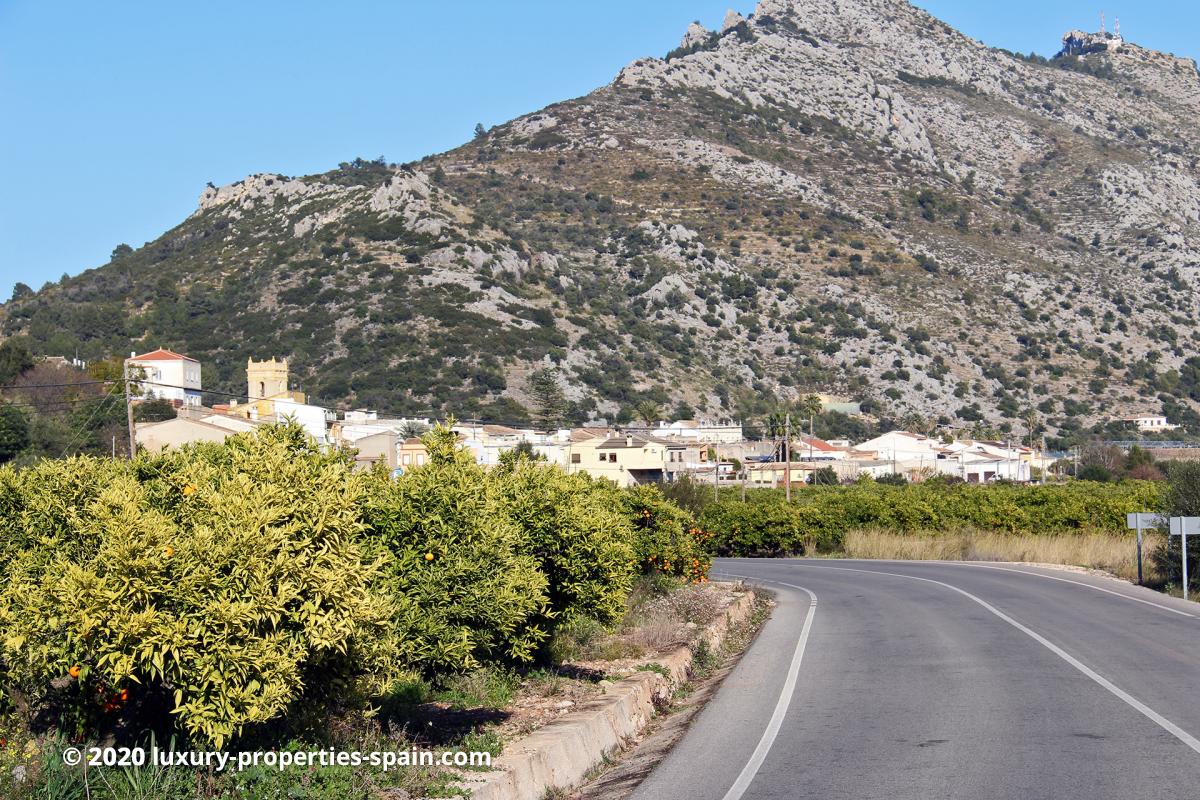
4;0;1200;443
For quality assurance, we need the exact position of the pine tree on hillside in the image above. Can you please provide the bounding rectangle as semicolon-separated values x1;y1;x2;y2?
529;368;566;431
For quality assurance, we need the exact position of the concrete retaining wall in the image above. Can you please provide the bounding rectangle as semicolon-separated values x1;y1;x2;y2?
458;586;757;800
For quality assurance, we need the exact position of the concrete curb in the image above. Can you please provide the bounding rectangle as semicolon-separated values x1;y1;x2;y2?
458;585;757;800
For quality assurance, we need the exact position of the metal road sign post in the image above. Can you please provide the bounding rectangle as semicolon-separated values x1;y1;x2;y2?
1168;516;1200;602
1127;513;1166;586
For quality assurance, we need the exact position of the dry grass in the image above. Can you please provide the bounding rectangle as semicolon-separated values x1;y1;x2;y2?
844;528;1167;584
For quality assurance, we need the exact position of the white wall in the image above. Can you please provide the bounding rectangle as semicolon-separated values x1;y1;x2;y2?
274;400;330;443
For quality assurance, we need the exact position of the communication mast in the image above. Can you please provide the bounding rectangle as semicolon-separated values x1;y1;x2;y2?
1099;11;1105;34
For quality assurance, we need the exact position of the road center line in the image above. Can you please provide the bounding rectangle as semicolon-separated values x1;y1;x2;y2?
713;573;817;800
782;563;1200;755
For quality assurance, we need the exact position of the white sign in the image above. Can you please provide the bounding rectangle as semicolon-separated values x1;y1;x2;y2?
1127;513;1166;529
1168;517;1200;536
1168;516;1198;602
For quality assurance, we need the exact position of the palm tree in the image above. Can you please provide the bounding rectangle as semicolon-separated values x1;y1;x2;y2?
635;400;662;426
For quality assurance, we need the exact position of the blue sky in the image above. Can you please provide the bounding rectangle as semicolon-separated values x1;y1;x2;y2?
1;1;1196;296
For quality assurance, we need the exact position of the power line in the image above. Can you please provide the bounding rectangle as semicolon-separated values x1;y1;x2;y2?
0;379;112;391
0;395;115;411
60;390;122;458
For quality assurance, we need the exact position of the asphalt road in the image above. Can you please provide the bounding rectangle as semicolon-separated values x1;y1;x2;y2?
631;559;1200;800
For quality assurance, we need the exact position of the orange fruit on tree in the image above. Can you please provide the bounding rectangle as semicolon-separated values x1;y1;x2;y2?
68;665;81;679
424;552;434;561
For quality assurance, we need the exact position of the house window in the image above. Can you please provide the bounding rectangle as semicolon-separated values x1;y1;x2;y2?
599;453;606;462
402;455;411;465
608;453;617;463
571;453;581;464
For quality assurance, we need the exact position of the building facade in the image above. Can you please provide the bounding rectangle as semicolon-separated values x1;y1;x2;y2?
126;348;202;407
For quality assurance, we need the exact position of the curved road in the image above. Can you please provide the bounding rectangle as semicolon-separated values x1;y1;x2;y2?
632;559;1200;800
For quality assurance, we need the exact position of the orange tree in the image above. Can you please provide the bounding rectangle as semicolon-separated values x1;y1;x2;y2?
0;425;395;747
360;424;550;672
493;458;636;628
623;485;712;582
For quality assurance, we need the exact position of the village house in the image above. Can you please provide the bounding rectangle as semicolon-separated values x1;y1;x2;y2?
399;437;430;471
335;427;398;471
564;432;677;487
135;413;260;452
626;419;745;444
1123;414;1178;433
125;348;202;407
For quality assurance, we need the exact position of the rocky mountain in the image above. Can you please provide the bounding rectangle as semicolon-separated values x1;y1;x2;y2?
5;0;1200;443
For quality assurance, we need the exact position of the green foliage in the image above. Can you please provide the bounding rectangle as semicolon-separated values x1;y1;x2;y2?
1156;463;1200;591
807;466;839;486
661;474;712;517
0;405;30;463
0;339;34;384
361;424;550;672
495;461;635;629
528;367;566;431
701;482;1164;557
0;425;394;748
1077;463;1114;482
433;666;519;710
624;485;712;581
699;500;843;557
132;399;177;423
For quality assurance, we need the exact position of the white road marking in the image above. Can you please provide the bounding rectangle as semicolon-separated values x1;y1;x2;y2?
712;572;817;800
942;561;1196;618
785;563;1200;755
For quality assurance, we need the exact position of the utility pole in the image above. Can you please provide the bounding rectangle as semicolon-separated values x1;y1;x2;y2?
124;361;136;459
782;417;792;503
713;441;720;501
809;413;815;462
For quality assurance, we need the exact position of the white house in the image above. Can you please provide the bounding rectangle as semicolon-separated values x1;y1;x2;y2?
273;398;334;444
854;431;943;465
630;419;744;444
126;348;202;407
1123;414;1178;433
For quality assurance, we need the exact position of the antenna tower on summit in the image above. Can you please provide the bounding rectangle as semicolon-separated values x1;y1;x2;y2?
1099;11;1105;34
1114;17;1120;37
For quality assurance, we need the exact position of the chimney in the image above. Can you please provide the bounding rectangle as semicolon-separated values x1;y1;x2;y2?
625;434;633;448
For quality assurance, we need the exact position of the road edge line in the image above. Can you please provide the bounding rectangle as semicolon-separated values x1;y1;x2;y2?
941;562;1195;618
714;573;817;800
789;563;1200;756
